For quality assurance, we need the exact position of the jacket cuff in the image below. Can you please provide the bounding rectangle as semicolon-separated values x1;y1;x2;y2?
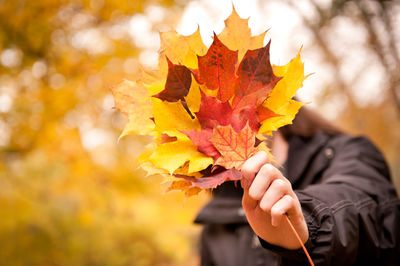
258;214;317;263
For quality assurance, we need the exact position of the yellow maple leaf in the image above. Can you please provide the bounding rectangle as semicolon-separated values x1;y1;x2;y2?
218;6;267;61
173;162;203;178
166;180;202;197
259;50;308;134
159;26;207;74
271;50;309;99
137;143;170;177
259;100;305;134
110;80;154;138
185;76;201;113
148;138;213;174
144;78;165;95
152;97;201;137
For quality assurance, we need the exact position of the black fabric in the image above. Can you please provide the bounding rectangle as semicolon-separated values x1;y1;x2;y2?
195;132;400;266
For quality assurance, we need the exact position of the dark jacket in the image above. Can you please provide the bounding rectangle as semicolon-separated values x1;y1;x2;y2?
194;132;400;265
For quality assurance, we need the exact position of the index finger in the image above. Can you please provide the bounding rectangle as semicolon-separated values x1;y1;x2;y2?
241;151;270;190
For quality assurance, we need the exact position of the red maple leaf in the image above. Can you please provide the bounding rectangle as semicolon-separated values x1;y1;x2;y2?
232;41;281;109
231;106;259;132
195;92;260;133
195;92;233;129
176;168;242;189
181;128;220;159
197;33;238;102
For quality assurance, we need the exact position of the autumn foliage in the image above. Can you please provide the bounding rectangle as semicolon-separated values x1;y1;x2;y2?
112;9;307;196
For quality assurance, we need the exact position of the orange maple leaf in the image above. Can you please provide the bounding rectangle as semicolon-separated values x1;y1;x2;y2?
211;122;256;169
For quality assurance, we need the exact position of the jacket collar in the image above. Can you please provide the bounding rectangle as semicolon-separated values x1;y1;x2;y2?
286;131;330;186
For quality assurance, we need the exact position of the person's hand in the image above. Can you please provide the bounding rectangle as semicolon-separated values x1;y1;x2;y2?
241;151;309;250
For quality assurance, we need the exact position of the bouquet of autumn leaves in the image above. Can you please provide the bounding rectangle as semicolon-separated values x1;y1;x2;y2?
111;10;307;197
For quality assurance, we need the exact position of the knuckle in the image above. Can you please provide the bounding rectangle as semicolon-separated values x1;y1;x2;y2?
259;198;271;212
259;163;275;176
292;193;300;204
271;205;283;217
249;188;262;200
257;150;269;162
241;161;258;177
240;163;252;176
273;179;287;191
283;195;294;206
241;168;254;186
285;179;292;188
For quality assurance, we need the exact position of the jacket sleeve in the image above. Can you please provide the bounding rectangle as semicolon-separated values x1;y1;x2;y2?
199;225;215;266
260;136;400;265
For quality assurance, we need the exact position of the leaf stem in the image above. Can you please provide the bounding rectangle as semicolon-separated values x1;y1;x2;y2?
180;100;195;119
284;214;314;266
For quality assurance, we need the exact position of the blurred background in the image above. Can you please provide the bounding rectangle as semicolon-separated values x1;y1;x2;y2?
0;0;399;265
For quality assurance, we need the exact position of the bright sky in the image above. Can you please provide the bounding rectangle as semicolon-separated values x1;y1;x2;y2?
172;0;387;117
175;0;332;112
54;0;391;156
125;0;387;119
177;0;303;63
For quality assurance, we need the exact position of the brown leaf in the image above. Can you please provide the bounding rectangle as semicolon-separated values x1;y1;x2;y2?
153;57;192;102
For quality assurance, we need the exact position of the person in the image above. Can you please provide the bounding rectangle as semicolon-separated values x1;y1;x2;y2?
194;106;400;265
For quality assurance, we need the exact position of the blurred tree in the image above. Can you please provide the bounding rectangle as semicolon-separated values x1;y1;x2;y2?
283;0;400;190
0;0;208;265
1;0;399;265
